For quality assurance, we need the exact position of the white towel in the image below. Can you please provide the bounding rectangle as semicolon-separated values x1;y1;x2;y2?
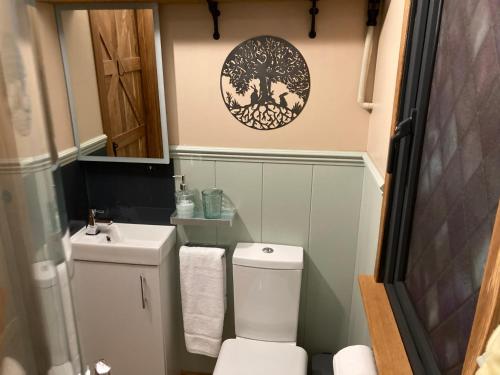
180;246;226;358
333;345;378;375
477;325;500;374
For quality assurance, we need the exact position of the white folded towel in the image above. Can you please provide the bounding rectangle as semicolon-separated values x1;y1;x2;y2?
333;345;378;375
180;246;226;358
477;325;500;374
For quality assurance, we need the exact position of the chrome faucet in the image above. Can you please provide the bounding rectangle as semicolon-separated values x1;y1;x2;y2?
86;209;113;235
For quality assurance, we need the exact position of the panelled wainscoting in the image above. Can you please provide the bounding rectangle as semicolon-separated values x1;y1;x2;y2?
348;160;385;346
170;146;384;373
49;143;384;373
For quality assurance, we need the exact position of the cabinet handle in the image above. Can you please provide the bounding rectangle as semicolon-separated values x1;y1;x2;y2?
140;275;147;309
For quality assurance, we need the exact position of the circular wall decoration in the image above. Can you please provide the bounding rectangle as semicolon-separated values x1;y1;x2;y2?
221;36;310;130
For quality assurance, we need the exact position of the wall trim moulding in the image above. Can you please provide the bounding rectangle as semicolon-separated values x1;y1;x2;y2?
0;134;108;174
362;153;385;191
0;154;52;175
58;146;78;166
78;134;108;156
59;134;108;167
170;145;366;167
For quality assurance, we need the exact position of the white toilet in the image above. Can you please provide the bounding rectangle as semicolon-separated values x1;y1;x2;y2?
213;242;307;375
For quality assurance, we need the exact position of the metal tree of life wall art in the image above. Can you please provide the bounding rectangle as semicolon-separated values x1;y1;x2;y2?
221;36;311;130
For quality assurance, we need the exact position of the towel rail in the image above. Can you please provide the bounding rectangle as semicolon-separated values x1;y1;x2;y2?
181;243;229;257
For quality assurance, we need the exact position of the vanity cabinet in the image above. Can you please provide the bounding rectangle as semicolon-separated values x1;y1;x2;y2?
70;224;178;375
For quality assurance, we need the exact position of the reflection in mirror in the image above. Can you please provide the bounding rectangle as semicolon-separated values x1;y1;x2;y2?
56;4;168;163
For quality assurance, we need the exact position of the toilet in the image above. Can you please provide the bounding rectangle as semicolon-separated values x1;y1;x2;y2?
213;242;307;375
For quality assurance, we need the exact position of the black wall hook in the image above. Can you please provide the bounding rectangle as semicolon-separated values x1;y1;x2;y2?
309;0;319;38
207;0;221;40
367;0;381;26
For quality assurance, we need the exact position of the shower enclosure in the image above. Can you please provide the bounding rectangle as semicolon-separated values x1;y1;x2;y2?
0;1;84;373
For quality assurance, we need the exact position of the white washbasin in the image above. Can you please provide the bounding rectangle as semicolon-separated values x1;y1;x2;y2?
71;223;176;266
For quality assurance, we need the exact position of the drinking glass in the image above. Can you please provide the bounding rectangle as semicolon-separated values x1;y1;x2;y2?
202;188;223;219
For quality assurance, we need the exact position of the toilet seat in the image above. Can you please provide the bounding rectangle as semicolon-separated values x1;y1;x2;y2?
213;338;307;375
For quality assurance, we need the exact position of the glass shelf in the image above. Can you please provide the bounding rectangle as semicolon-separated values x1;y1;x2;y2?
170;209;236;227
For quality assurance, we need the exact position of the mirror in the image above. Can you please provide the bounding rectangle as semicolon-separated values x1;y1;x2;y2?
56;4;169;163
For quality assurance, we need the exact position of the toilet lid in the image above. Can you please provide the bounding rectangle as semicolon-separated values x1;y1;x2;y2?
213;338;307;375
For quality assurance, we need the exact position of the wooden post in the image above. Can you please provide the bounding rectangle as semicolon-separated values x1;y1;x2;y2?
0;288;5;353
462;203;500;375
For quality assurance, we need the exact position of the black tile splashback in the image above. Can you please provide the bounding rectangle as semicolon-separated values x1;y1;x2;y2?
59;159;176;230
60;160;89;227
84;161;176;225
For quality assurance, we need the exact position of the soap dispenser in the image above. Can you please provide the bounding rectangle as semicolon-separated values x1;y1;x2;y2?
173;175;195;218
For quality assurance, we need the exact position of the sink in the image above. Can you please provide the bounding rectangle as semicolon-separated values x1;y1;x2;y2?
71;223;176;265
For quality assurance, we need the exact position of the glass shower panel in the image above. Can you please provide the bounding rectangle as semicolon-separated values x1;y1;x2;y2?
404;0;500;373
0;0;83;374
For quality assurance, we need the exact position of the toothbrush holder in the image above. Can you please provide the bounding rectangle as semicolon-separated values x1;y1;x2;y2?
202;188;223;219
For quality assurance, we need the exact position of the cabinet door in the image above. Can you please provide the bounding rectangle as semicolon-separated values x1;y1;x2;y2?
72;262;164;375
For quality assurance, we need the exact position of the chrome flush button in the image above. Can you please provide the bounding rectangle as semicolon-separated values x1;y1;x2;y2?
262;247;274;254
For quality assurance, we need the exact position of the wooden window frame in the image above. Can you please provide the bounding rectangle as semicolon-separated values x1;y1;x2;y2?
0;288;5;353
364;0;500;373
374;0;444;372
462;205;500;374
366;205;500;375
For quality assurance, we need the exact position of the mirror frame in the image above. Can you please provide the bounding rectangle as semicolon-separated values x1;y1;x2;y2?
55;3;169;164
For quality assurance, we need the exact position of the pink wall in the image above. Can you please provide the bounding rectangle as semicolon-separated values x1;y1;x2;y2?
30;0;406;159
32;3;74;153
161;0;371;151
366;0;408;175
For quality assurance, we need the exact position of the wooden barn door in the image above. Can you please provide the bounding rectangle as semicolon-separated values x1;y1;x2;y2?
89;9;163;158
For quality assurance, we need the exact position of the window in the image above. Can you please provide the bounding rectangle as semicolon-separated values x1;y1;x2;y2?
379;0;500;374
